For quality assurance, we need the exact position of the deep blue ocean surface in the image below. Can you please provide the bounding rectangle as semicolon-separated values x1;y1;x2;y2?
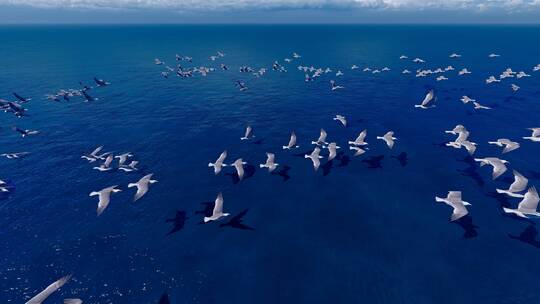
1;25;540;303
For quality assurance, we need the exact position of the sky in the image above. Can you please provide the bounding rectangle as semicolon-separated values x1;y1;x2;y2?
0;0;540;24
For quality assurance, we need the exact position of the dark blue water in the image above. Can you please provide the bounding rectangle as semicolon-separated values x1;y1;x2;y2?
1;25;540;303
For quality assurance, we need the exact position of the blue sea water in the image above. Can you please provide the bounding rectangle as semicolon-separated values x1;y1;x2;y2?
0;25;540;303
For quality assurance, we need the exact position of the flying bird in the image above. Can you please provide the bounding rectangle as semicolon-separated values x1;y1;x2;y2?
415;89;435;109
231;158;247;180
204;192;230;223
435;191;471;221
474;157;509;179
305;147;324;171
496;170;528;198
90;185;121;215
488;138;520;154
283;132;299;149
93;154;114;171
208;150;228;174
348;130;368;146
333;114;347;127
128;173;158;202
503;187;540;218
325;142;340;160
311;129;328;146
377;131;396;149
259;153;279;172
240;126;254;140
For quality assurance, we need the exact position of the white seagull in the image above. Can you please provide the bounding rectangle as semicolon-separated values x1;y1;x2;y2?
260;153;279;172
240;126;254;140
349;146;367;156
488;138;520;154
204;192;230;223
208;150;228;174
333;114;347;127
64;299;83;304
93;154;114;172
305;147;324;171
283;132;299;149
377;131;396;149
311;129;328;146
128;174;158;202
348;130;368;146
119;160;139;172
89;185;121;216
231;158;247;180
325;142;340;160
502;187;540;218
496;170;528;198
435;191;470;221
472;101;491;110
474;157;509;179
81;146;109;162
523;128;540;142
415;90;435;109
460;96;475;104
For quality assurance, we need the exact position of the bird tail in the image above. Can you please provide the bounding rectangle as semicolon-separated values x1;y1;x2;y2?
128;183;137;188
259;164;265;168
204;217;211;223
240;137;247;140
304;155;310;159
208;162;215;167
435;196;444;203
282;146;289;149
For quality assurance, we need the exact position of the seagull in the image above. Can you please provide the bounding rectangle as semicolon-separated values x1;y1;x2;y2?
486;76;500;84
204;193;230;223
488;138;520;154
93;77;110;87
115;152;133;166
435;191;470;221
93;154;114;171
474;157;509;179
240;126;254;140
496;170;528;198
235;80;248;91
511;84;520;92
413;58;425;63
231;158;247;180
259;153;279;172
325;142;340;160
155;58;164;65
472;101;491;110
293;52;301;59
330;80;344;91
458;68;471;75
436;76;448;81
415;89;435;109
12;126;39;137
81;146;110;162
209;151;228;174
118;160;139;172
89;185;121;215
0;152;30;159
311;129;328;146
445;124;467;135
449;53;461;58
336;70;343;76
82;90;97;102
128;173;158;202
488;53;500;58
503;187;540;218
460;96;475;104
377;131;396;149
348;130;368;146
534;64;540;72
402;69;411;74
305;147;323;171
333;114;347;127
523;128;540;142
349;146;367;156
64;299;82;304
283;132;299;149
399;55;408;59
25;275;72;304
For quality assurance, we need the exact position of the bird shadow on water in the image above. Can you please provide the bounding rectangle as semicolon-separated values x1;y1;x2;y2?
392;152;408;167
250;138;264;145
195;201;214;217
457;155;485;187
452;215;479;239
336;151;350;167
219;209;255;231
362;155;384;169
158;292;170;304
509;224;540;249
165;210;188;236
271;165;291;181
322;159;334;176
226;164;256;184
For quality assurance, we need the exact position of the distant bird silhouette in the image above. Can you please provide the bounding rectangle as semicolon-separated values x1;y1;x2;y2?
509;225;540;248
392;152;408;167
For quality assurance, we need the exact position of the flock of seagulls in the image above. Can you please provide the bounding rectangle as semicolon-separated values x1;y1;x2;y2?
3;48;539;303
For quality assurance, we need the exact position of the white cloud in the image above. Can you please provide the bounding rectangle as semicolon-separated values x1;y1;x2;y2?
1;0;540;11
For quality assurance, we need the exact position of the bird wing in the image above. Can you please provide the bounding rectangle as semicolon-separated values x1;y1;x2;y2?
213;193;224;215
26;275;71;304
216;151;227;163
421;90;434;106
518;187;540;212
266;153;275;164
318;129;327;142
447;191;462;203
509;170;528;193
104;155;113;167
355;130;367;142
288;132;296;147
491;160;507;179
90;146;103;156
244;126;252;138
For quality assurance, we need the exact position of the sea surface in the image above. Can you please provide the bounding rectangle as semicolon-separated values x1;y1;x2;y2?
1;25;540;303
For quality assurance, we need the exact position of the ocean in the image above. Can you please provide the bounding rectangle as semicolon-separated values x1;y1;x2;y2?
1;25;540;303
